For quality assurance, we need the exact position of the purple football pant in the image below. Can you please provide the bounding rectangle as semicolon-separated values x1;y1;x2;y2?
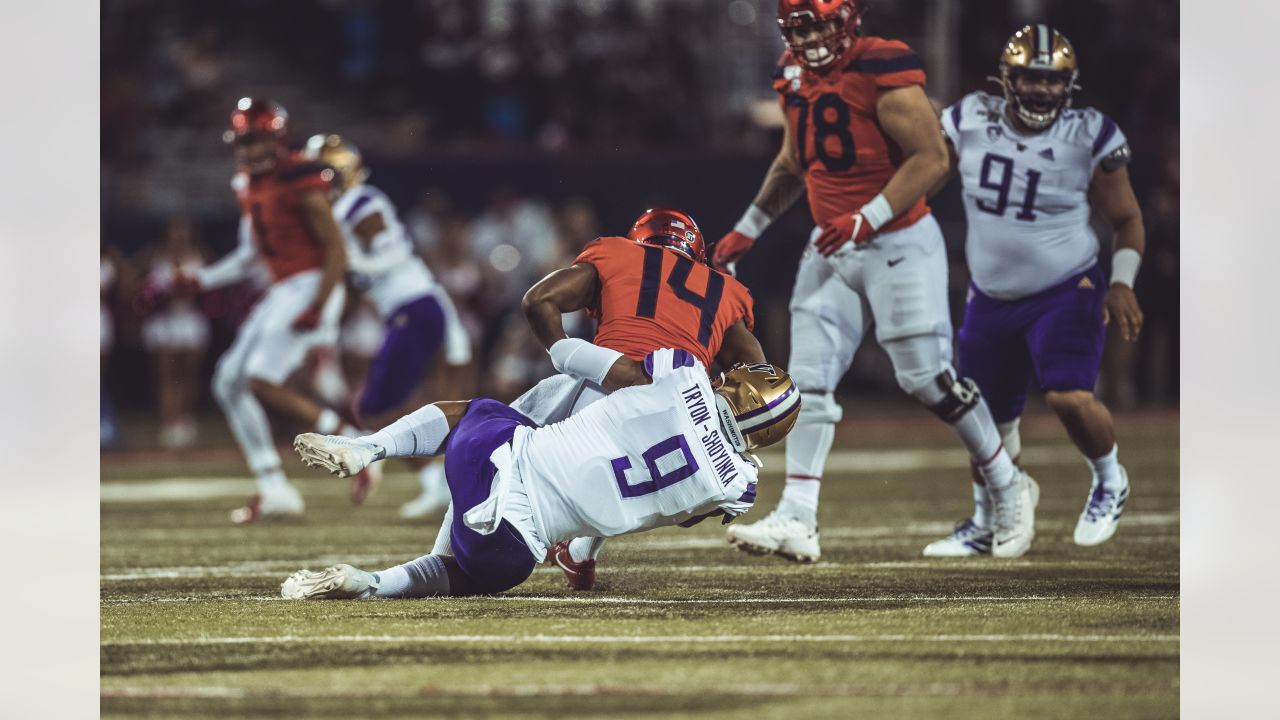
957;264;1106;424
444;399;538;595
356;294;446;421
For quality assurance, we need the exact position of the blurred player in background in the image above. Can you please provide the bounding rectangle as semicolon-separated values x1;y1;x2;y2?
925;26;1144;555
139;218;210;449
281;350;798;600
713;0;1035;561
303;134;473;519
177;98;372;524
517;208;764;589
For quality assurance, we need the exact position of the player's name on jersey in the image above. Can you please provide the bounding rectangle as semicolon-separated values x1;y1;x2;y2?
681;383;738;487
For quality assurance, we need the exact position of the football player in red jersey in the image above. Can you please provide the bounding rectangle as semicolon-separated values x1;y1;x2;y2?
177;98;377;523
502;208;768;589
713;1;1037;560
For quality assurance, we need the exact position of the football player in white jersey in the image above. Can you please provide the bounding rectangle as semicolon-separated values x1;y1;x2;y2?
280;349;800;599
303;135;473;518
925;25;1145;556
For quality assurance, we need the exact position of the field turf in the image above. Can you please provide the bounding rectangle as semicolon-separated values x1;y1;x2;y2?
101;408;1179;719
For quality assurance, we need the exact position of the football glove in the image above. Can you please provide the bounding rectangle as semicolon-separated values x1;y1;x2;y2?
814;211;876;256
711;231;755;273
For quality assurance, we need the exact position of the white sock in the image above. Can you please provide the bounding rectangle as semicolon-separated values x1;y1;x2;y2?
256;467;291;495
430;504;454;556
361;403;450;458
220;388;283;478
997;419;1022;461
945;399;1016;489
1087;444;1125;491
780;419;833;526
374;554;451;598
971;480;991;528
781;477;820;523
569;536;606;563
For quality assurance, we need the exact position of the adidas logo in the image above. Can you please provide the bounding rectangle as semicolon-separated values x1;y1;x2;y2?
1078;276;1095;289
1039;147;1055;161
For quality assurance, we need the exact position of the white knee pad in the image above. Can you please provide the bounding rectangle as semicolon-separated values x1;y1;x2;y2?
797;391;843;426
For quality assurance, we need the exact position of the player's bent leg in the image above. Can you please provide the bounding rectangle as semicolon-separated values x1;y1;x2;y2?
883;336;1036;558
1044;389;1130;545
213;356;303;523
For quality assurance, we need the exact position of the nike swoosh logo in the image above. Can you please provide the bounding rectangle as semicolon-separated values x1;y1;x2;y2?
887;257;906;267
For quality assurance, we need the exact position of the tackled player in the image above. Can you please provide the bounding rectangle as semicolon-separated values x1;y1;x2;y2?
282;350;800;600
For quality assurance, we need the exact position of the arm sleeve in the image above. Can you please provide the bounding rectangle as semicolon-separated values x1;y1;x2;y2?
196;215;258;289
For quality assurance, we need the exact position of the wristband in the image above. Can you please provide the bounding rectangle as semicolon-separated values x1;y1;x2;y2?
548;338;623;385
732;204;773;240
858;193;895;231
1110;248;1141;288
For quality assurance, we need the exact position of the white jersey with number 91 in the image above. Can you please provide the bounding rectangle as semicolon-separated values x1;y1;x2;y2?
941;91;1129;300
513;349;759;555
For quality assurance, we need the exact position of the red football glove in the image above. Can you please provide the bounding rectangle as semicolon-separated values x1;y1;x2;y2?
814;211;876;256
291;303;323;331
711;231;756;273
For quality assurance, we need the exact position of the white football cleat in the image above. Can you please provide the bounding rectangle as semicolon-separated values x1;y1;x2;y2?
988;471;1039;558
281;564;378;600
726;510;821;563
230;485;305;525
1074;467;1129;546
294;433;380;478
922;518;994;557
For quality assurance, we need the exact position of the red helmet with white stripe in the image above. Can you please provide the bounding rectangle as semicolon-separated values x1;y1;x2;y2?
627;208;706;263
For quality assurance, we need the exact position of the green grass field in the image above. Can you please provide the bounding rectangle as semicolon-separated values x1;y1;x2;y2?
101;408;1179;719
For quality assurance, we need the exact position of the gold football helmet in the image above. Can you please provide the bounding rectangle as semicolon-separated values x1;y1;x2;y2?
302;134;370;192
713;363;802;454
998;24;1080;130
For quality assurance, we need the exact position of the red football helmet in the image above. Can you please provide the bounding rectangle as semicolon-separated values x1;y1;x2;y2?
628;208;706;263
223;97;289;145
777;0;865;70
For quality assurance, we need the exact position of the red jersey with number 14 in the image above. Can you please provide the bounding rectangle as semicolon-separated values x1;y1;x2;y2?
773;36;931;231
575;236;754;370
233;153;334;282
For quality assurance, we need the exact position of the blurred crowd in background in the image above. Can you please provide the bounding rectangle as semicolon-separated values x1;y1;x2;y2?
101;0;1178;450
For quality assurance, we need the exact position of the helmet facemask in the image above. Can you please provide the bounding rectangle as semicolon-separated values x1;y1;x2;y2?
1000;66;1077;130
781;13;851;70
994;25;1080;131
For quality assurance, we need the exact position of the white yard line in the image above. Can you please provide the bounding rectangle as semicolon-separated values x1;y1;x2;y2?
101;677;1175;699
103;632;1178;647
100;593;1178;606
100;444;1107;503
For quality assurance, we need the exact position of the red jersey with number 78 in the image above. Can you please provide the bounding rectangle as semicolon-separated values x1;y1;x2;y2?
575;236;754;370
232;153;335;282
773;36;931;231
